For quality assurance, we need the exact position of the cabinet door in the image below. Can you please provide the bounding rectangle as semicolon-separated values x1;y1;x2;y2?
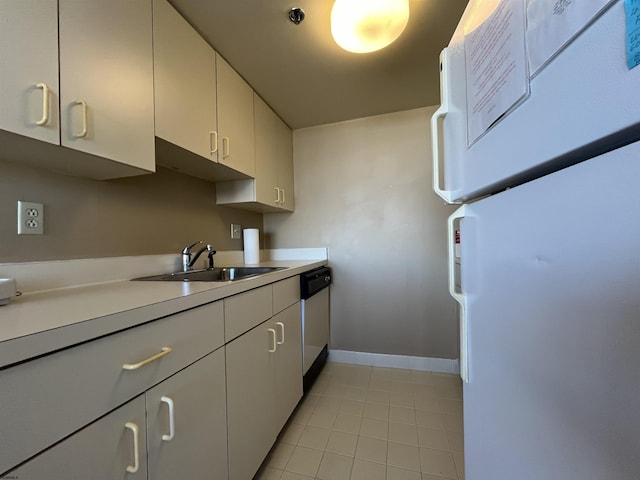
6;396;148;480
58;0;154;171
276;114;294;211
254;93;280;208
153;0;217;161
274;302;303;427
147;348;227;480
0;0;59;144
226;322;277;480
216;54;255;178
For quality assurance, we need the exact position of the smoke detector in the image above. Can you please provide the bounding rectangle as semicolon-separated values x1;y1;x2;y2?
288;7;305;25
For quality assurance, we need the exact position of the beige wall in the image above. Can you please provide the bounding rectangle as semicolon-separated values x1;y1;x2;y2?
264;107;459;359
0;160;262;263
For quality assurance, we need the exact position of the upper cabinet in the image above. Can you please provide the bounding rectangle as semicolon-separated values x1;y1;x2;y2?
153;0;218;163
216;94;294;212
0;0;60;146
58;0;155;173
0;0;156;180
152;0;255;182
0;0;294;204
216;55;256;178
255;94;294;211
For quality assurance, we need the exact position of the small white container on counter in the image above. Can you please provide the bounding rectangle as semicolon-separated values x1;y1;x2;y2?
0;278;17;306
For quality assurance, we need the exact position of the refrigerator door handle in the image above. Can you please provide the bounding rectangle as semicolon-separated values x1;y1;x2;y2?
448;205;469;383
432;48;457;204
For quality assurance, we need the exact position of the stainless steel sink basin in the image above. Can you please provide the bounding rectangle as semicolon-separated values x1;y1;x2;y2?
132;266;286;282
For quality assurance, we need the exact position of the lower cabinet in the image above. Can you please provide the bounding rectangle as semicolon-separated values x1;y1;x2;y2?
7;396;149;479
6;349;227;480
226;302;303;480
226;318;278;480
147;348;228;480
274;302;303;428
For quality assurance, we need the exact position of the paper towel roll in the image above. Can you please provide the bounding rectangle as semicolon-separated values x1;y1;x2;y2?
243;229;260;264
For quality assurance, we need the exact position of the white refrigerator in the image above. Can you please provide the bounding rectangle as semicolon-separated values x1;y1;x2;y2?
432;1;640;479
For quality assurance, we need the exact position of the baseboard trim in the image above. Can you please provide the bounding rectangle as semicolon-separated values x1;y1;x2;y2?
328;349;460;375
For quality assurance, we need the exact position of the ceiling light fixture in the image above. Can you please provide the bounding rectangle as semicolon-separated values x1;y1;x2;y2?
330;0;410;54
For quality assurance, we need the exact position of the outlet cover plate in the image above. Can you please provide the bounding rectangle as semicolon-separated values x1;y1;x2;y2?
18;201;44;235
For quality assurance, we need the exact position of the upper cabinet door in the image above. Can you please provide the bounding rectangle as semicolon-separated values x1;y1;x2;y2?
254;94;281;208
153;0;218;162
58;0;155;172
0;0;59;145
275;114;294;211
216;54;255;178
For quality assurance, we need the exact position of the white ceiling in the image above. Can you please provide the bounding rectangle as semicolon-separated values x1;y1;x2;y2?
169;0;468;129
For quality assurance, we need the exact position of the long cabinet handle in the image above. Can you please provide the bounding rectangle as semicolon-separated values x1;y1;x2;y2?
276;321;285;345
122;347;172;370
274;187;280;203
210;131;218;155
268;328;277;352
35;83;50;126
222;137;230;159
124;422;140;473
73;99;88;138
448;206;468;383
160;396;175;441
281;189;286;204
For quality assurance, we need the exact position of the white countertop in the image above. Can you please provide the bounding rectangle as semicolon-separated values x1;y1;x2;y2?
0;251;327;369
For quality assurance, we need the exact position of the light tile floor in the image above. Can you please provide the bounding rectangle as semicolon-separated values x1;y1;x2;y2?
254;362;464;480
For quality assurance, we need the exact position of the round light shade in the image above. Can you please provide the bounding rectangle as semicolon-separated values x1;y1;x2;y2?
331;0;410;54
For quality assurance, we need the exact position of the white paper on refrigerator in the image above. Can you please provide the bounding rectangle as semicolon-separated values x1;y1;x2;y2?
464;0;529;146
527;0;615;76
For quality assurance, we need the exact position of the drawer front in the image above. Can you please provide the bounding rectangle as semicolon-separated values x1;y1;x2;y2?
273;276;299;315
0;300;223;475
224;285;273;342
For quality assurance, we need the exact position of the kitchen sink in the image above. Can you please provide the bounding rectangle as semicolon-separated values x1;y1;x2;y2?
132;266;286;282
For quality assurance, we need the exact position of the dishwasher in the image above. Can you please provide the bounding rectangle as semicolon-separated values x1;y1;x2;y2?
300;266;331;392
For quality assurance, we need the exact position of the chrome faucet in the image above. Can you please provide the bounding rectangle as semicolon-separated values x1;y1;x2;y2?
181;241;217;271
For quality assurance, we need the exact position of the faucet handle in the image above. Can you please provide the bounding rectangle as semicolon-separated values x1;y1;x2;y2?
182;241;202;254
207;246;217;269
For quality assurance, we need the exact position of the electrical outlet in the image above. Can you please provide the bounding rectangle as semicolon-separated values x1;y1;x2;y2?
18;201;44;235
231;223;242;239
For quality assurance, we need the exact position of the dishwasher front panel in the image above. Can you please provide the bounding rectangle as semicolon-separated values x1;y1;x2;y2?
302;287;330;375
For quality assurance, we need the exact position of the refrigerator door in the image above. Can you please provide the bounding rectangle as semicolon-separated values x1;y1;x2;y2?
457;141;640;479
433;0;640;204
